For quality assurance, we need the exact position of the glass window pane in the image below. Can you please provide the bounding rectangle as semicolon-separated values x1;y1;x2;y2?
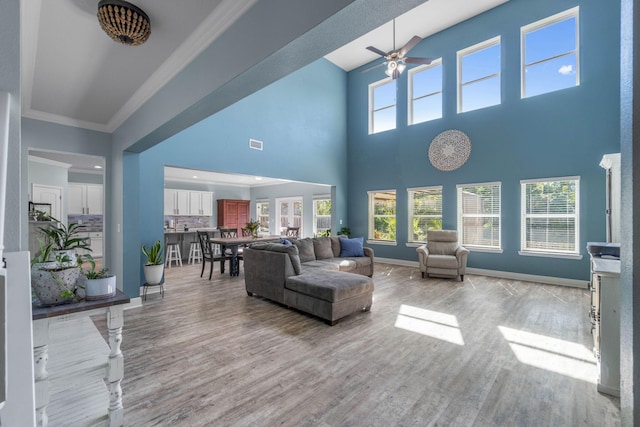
526;17;576;65
461;76;500;112
462;43;500;83
373;81;396;109
413;94;442;124
413;66;442;98
525;54;577;98
373;107;396;133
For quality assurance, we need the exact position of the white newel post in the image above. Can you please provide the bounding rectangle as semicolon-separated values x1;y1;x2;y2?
107;306;125;426
32;319;50;427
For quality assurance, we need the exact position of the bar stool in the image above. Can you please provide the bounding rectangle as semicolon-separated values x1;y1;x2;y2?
187;238;202;264
165;235;182;268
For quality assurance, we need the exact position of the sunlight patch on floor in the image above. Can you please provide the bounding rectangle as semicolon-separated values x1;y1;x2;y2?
499;326;596;384
395;305;464;345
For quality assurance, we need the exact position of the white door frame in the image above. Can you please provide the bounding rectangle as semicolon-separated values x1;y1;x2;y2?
276;196;303;236
31;184;63;224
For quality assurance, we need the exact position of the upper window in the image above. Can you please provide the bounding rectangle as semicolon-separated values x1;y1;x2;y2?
408;187;442;243
256;200;270;235
313;196;332;236
408;59;443;125
457;36;501;113
520;177;580;256
457;182;501;251
368;190;396;242
521;7;579;98
369;78;396;134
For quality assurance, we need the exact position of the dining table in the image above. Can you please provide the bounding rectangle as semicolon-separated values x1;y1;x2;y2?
209;234;284;276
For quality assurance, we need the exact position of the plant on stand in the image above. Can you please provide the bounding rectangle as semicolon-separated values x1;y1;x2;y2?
142;240;164;285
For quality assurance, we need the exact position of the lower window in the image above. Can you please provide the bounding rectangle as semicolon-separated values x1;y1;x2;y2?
521;177;580;255
368;190;396;242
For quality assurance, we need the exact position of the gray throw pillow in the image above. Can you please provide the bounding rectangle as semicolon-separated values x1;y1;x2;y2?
293;238;316;262
313;237;334;260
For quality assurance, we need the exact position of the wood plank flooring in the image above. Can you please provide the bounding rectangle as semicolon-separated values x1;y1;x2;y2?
94;262;621;426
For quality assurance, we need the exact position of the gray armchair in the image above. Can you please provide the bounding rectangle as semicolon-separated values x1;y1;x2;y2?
416;230;469;281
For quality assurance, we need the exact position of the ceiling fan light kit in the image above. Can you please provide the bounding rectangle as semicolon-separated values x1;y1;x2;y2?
97;0;151;46
365;19;432;80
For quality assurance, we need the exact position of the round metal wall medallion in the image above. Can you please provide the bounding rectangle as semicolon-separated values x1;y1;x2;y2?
428;130;471;171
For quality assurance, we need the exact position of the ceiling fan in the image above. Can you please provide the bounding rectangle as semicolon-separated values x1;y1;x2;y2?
363;19;433;80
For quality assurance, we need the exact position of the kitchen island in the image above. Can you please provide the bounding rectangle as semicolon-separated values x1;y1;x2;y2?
164;228;219;262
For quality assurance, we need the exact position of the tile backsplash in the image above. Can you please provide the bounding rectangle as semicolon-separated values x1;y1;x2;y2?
68;215;103;231
164;216;211;230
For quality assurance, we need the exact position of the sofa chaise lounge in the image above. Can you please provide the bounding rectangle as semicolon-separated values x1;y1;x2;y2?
243;236;374;325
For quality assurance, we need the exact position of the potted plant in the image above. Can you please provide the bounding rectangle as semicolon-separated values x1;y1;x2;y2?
31;240;82;306
244;218;260;237
337;227;351;237
142;240;164;285
78;255;116;300
38;215;91;267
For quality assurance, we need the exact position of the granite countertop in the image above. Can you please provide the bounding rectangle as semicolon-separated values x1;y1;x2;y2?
164;227;217;234
592;257;621;277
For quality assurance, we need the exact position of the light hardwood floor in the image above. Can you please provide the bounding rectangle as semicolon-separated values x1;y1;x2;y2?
96;262;621;426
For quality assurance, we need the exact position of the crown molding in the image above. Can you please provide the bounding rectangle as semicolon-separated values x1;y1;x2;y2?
28;155;71;169
22;108;110;133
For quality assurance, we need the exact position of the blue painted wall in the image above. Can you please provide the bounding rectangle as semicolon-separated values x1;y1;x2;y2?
127;59;348;294
345;0;620;280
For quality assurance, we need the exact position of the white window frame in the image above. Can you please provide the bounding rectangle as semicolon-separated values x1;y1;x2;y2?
521;7;580;98
368;77;396;134
519;176;581;259
255;199;270;235
367;190;397;245
456;182;502;252
313;195;331;236
457;36;501;113
407;186;442;245
408;59;443;125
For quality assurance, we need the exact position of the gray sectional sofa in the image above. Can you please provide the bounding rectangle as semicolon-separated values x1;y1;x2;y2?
243;236;375;325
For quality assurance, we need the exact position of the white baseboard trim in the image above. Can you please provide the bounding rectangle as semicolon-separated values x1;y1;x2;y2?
374;258;588;288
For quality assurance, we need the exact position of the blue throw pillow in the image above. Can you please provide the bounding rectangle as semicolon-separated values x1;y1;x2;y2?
339;236;365;257
280;239;292;246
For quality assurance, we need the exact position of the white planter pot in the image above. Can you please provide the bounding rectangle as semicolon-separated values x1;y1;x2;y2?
80;275;117;301
31;266;80;306
143;264;164;285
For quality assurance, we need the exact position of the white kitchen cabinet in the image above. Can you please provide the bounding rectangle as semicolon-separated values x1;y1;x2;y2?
188;191;213;216
164;189;190;215
90;232;103;258
68;184;103;215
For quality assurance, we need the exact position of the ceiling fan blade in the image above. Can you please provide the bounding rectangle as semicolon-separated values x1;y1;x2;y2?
360;61;387;73
405;57;433;65
366;46;389;57
399;36;422;57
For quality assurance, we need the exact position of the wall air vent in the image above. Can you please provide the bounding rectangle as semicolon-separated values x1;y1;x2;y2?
249;139;263;151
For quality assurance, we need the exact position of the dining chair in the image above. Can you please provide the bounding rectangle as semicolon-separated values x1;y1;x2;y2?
197;231;228;279
285;226;300;237
219;227;243;271
219;227;238;238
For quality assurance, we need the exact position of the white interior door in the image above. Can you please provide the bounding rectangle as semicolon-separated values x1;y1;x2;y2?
32;184;62;222
277;197;303;235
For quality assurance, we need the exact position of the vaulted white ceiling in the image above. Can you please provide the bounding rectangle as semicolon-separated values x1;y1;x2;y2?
21;0;507;135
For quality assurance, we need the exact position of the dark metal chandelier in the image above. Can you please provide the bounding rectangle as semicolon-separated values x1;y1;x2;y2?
97;0;150;46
